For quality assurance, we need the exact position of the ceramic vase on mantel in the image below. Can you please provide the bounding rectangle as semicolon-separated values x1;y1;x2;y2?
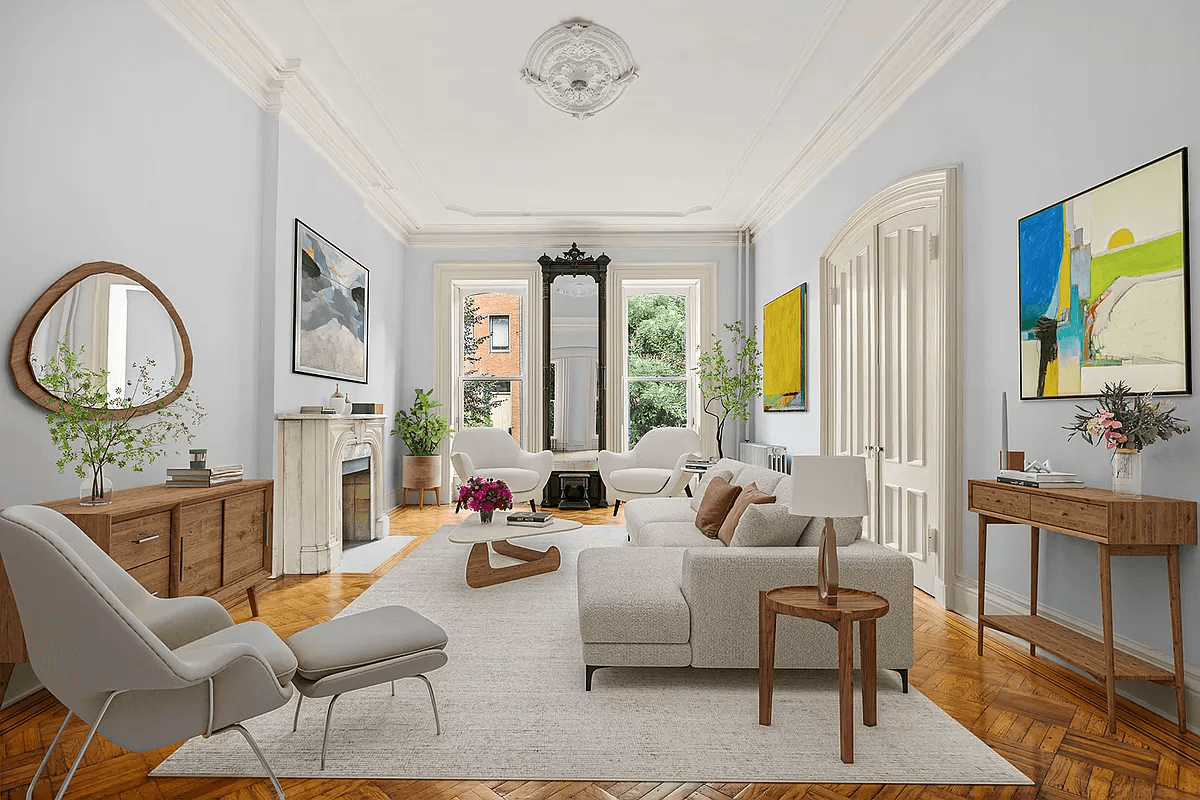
1112;448;1143;499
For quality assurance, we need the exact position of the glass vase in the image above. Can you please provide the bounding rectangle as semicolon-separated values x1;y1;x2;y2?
478;510;494;524
79;465;114;506
1111;448;1142;499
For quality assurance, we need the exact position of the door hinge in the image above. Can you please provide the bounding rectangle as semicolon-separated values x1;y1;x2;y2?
927;234;938;261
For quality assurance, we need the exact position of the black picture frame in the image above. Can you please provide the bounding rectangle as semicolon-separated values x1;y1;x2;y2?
292;219;370;384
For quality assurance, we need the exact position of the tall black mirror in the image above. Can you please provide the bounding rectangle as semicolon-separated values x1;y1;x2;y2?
540;244;608;509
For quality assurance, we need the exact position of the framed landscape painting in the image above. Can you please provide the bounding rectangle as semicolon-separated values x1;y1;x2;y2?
293;219;370;383
763;283;807;411
1018;148;1191;400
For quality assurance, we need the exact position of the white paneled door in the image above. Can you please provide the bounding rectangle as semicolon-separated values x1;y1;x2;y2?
825;205;942;597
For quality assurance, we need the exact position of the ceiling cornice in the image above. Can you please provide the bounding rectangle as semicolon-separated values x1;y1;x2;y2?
406;227;744;249
145;0;418;242
742;0;1011;234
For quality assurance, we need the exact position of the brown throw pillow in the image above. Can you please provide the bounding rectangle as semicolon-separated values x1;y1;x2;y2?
718;483;776;545
694;476;742;539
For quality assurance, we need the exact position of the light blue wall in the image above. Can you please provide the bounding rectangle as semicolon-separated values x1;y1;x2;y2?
753;0;1200;722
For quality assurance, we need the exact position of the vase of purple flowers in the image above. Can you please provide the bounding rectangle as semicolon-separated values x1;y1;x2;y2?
458;476;513;524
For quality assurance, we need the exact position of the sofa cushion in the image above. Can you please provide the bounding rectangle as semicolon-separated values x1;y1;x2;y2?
470;467;541;494
729;502;811;547
609;467;672;494
718;483;776;545
796;515;865;547
694;476;742;539
577;547;690;644
730;464;786;495
689;468;735;512
624;497;694;535
639;522;726;548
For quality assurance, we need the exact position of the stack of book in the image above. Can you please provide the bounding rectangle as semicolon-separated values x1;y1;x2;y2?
166;464;244;488
506;510;554;528
685;458;716;470
300;405;336;415
996;469;1083;488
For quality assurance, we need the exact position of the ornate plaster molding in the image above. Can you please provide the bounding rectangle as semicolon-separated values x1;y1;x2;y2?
521;21;638;120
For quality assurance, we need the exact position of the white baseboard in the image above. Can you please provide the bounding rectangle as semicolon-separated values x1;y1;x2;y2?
950;576;1199;733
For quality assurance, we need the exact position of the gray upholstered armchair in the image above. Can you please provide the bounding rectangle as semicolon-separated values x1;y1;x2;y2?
598;426;702;515
0;505;296;799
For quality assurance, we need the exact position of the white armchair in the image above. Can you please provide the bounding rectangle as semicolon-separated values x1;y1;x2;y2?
450;427;554;512
599;427;702;515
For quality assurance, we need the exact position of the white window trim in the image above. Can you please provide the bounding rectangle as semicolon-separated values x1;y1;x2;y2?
488;314;511;352
433;262;542;492
607;262;717;456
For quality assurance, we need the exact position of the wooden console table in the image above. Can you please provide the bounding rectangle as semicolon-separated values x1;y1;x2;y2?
968;479;1196;734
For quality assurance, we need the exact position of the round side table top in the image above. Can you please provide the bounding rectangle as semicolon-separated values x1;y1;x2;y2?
763;586;889;623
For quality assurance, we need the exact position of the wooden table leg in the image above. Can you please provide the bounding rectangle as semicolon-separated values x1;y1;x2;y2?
1029;526;1039;657
434;487;441;506
977;516;988;656
246;585;260;617
1098;543;1118;735
465;540;562;588
0;662;14;707
860;618;877;727
838;613;854;763
1168;545;1187;734
759;591;776;726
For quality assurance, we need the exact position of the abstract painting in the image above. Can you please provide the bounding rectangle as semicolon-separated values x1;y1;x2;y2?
763;283;807;411
1019;149;1190;399
293;219;369;383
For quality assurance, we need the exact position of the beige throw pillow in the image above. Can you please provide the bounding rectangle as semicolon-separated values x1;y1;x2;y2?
694;476;742;539
729;503;812;547
717;483;776;545
796;515;864;547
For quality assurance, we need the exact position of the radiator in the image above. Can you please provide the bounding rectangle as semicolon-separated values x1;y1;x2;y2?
739;441;789;474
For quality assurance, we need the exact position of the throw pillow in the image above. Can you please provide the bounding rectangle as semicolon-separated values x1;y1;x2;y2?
718;483;776;545
694;476;742;539
728;503;811;547
796;515;865;547
689;468;734;512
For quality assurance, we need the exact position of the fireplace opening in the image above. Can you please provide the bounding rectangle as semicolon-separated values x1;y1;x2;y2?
341;456;372;543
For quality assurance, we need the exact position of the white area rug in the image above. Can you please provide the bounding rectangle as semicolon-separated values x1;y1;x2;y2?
154;525;1030;784
333;535;416;573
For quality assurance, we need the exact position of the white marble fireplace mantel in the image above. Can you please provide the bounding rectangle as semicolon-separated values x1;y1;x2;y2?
277;413;388;574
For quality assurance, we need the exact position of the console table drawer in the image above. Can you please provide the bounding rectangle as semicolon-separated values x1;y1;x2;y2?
128;556;170;597
110;512;172;569
970;484;1029;519
1030;496;1109;539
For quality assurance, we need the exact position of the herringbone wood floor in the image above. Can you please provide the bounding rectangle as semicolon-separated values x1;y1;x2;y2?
4;503;1200;799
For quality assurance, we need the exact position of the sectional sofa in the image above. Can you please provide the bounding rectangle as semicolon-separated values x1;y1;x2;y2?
576;458;914;690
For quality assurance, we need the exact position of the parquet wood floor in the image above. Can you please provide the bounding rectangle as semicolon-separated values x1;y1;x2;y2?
4;503;1200;799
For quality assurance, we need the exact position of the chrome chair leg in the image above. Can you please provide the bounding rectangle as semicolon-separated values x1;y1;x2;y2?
26;710;72;800
292;693;303;732
216;722;286;799
416;674;441;735
391;680;395;697
321;694;342;770
47;690;125;800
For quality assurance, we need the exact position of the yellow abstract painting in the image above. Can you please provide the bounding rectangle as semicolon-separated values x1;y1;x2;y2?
763;283;806;411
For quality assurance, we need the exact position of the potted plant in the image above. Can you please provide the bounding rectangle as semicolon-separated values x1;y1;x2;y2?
33;341;205;504
392;388;455;494
694;320;763;459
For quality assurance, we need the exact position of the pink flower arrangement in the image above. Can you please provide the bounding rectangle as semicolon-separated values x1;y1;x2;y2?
1065;381;1189;452
458;476;513;513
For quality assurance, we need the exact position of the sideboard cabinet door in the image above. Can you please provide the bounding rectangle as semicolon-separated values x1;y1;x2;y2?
173;500;224;597
223;489;268;586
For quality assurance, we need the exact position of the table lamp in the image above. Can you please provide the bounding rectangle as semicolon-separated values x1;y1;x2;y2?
789;456;870;605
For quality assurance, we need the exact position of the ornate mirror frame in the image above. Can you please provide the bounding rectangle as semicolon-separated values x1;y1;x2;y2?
10;261;194;418
539;244;609;453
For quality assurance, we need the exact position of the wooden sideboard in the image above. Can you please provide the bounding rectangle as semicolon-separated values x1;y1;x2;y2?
0;479;273;704
968;479;1197;734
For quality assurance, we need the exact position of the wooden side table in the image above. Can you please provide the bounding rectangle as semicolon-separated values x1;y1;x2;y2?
759;586;890;764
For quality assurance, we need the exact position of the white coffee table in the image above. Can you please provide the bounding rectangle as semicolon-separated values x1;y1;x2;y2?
448;512;583;588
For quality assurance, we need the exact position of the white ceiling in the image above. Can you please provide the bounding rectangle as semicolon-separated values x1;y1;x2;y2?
154;0;1008;240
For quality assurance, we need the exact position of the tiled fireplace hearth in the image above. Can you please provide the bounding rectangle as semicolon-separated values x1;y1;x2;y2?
277;414;388;574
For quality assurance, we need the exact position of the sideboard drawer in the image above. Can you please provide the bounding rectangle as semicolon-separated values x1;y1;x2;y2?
128;556;170;597
109;512;172;569
1030;496;1109;539
970;484;1030;520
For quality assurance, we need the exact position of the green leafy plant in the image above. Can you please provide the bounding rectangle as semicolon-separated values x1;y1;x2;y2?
1064;381;1189;452
33;341;205;502
694;320;763;458
392;388;455;456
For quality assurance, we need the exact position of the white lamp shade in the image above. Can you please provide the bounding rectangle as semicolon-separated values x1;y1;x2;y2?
789;456;869;518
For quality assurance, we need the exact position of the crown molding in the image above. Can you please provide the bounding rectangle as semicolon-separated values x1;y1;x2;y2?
146;0;418;243
444;204;713;219
407;227;743;249
742;0;1011;234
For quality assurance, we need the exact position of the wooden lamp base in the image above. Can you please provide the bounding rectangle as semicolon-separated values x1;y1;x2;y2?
817;517;839;605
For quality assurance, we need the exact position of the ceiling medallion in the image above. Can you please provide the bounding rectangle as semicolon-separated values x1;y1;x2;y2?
521;21;638;120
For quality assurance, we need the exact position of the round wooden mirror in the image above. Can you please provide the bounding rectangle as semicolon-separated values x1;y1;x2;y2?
10;262;193;417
